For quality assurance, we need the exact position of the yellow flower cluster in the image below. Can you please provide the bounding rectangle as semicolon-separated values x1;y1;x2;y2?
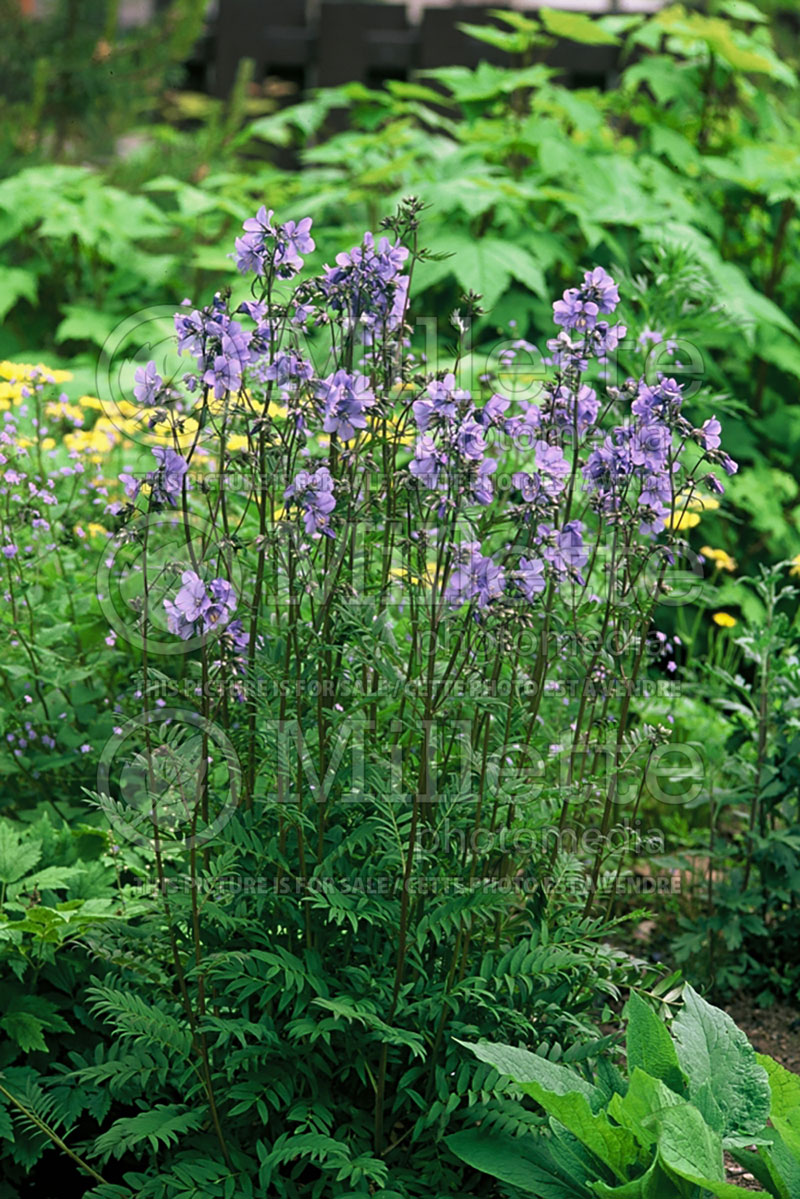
700;546;737;573
64;420;122;460
712;612;737;628
667;489;721;532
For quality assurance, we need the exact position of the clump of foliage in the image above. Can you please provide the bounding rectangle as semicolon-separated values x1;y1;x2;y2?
0;191;737;1194
451;984;800;1197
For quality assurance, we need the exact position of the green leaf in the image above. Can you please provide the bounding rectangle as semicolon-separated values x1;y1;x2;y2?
0;824;41;886
625;993;686;1095
772;1108;800;1160
459;1039;634;1181
55;305;121;348
719;0;768;22
0;1011;48;1053
456;21;538;55
608;1068;685;1150
0;268;38;321
422;234;547;310
590;1157;663;1198
656;1103;753;1197
758;1053;800;1119
539;8;619;45
671;985;770;1137
446;1127;594;1197
459;1040;601;1104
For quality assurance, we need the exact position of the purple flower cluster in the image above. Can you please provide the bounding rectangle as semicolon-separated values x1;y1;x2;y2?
553;266;619;330
512;440;570;504
535;521;588;584
284;466;336;537
164;571;238;639
446;543;505;609
234;207;315;280
175;294;256;399
318;232;409;334
551;267;626;365
318;371;375;442
119;446;189;509
582;371;737;536
409;376;510;509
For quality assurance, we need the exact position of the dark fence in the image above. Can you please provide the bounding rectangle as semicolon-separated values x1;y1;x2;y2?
207;1;661;99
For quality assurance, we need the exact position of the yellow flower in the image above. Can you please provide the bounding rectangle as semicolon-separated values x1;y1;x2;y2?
0;360;72;384
666;510;701;531
388;561;439;587
712;612;737;628
64;421;120;459
674;488;720;513
700;546;736;573
225;434;250;453
45;399;85;424
789;554;800;578
79;395;105;411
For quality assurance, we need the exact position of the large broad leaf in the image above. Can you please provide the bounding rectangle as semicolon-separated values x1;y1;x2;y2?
625;994;686;1095
446;1127;594;1197
543;1094;637;1183
608;1068;685;1150
590;1157;663;1198
539;8;619;46
419;234;547;310
460;1040;600;1104
758;1054;800;1119
772;1108;800;1160
762;1129;800;1199
670;985;770;1137
459;1041;634;1181
656;1104;754;1197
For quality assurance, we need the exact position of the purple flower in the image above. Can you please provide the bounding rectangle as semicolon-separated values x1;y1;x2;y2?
475;393;509;428
537;520;587;581
630;421;671;471
2;544;18;558
118;472;142;502
471;458;496;505
164;571;237;639
517;556;546;601
319;371;375;442
281;217;315;268
513;470;543;504
148;447;189;506
534;440;570;495
582;267;619;314
284;465;336;537
134;361;163;407
409;436;445;489
456;417;487;462
243;206;275;237
319;231;409;333
632;377;683;419
553;292;599;332
446;543;505;608
698;416;722;451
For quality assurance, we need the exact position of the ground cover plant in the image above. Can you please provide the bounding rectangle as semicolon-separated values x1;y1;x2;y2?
450;985;800;1197
3;1;800;1196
